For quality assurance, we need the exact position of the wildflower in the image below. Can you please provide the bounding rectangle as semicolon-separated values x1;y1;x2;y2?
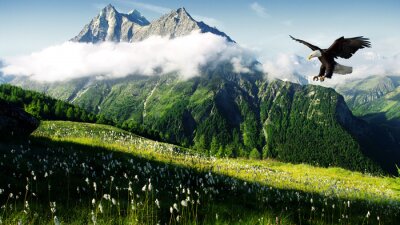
310;198;313;204
216;213;219;220
142;185;147;192
92;198;96;206
377;216;380;221
98;203;103;213
50;202;56;213
54;216;60;225
173;203;179;211
311;206;315;211
91;210;97;225
148;183;152;191
155;199;160;208
366;211;370;218
93;182;97;191
170;207;173;214
176;216;180;222
347;200;350;208
103;194;111;200
112;198;117;205
85;178;89;185
181;200;188;207
332;204;335;209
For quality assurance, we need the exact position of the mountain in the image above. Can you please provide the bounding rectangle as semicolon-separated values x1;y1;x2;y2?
8;5;399;173
72;5;234;43
336;75;400;120
71;4;150;43
11;64;387;173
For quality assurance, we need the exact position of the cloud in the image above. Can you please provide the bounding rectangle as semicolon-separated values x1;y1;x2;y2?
120;1;170;14
250;2;268;18
0;32;256;82
262;54;318;84
261;51;400;86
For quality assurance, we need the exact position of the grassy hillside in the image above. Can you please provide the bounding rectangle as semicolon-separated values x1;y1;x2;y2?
12;72;386;173
337;75;400;120
0;121;398;224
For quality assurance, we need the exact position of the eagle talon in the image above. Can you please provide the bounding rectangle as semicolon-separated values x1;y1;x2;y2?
313;76;319;81
319;76;325;82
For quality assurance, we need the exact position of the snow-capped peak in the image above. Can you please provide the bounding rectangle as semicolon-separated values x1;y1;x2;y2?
72;4;233;43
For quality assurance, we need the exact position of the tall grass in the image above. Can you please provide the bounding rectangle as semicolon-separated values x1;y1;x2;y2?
0;121;398;224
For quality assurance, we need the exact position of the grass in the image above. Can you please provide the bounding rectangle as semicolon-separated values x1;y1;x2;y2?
0;120;399;224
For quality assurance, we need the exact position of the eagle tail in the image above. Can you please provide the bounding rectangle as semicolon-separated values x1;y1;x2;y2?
334;63;352;75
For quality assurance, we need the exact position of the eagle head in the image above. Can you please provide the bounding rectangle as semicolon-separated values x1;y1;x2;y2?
307;50;322;60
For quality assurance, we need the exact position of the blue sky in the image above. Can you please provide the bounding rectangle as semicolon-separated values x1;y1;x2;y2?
1;0;399;59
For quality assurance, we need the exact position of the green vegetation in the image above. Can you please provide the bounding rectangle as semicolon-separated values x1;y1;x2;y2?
9;73;391;174
0;121;398;224
259;81;381;173
0;84;111;124
337;75;400;120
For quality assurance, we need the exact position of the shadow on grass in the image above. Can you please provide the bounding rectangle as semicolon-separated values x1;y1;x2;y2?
0;136;399;224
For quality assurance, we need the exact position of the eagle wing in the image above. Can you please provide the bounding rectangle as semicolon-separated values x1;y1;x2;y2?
289;35;321;51
326;36;371;59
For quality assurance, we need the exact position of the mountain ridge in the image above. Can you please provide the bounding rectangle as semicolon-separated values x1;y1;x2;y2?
72;5;234;43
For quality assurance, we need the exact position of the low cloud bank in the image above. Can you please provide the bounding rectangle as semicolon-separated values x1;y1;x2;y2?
2;32;399;85
262;51;400;86
1;32;255;82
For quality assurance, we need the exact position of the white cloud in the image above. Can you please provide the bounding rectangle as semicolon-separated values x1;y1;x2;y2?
250;2;268;18
261;51;400;86
0;32;255;82
121;1;170;14
262;54;318;84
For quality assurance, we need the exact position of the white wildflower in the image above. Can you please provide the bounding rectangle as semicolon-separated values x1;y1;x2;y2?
54;216;60;225
173;203;179;211
98;203;103;213
181;200;187;207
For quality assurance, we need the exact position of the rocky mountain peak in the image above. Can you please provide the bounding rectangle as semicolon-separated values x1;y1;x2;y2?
72;4;234;43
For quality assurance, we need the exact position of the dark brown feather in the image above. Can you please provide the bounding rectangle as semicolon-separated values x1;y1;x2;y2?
326;36;371;59
289;35;321;51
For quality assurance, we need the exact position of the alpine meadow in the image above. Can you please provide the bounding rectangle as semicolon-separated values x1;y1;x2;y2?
0;1;400;225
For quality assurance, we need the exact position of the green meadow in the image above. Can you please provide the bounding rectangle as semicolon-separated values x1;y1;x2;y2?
0;121;399;224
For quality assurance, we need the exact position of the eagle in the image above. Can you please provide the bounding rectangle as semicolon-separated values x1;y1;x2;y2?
289;35;371;81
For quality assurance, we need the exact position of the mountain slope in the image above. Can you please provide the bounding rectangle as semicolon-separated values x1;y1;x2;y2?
11;65;387;173
336;75;400;119
73;5;234;43
7;5;397;173
71;4;150;43
1;120;398;224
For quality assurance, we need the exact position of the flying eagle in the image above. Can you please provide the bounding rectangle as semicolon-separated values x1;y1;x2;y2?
290;35;371;81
